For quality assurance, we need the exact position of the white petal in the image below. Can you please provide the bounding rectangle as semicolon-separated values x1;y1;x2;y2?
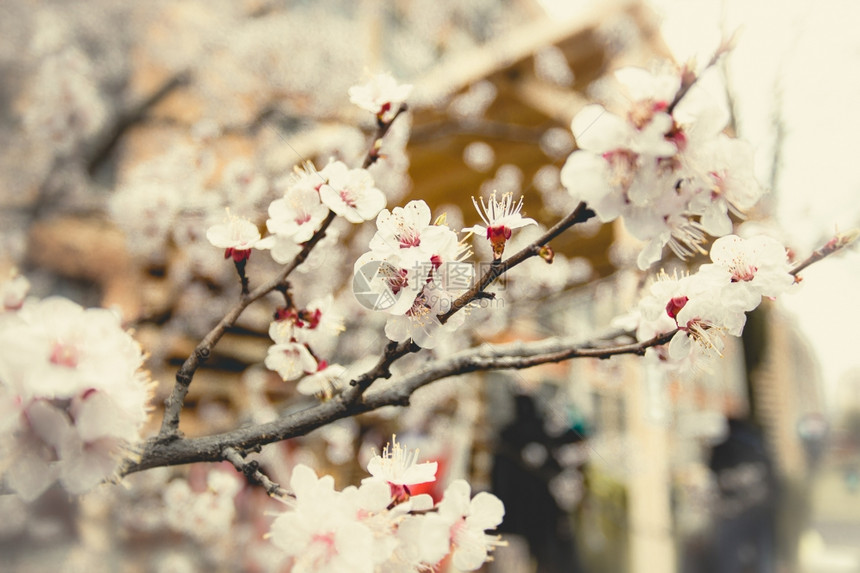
571;105;628;153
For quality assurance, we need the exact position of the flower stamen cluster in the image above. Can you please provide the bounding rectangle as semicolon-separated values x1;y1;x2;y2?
463;191;537;260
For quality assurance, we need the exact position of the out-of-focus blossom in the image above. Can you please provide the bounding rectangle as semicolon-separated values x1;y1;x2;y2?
349;73;413;121
1;269;29;311
435;480;506;571
0;296;152;500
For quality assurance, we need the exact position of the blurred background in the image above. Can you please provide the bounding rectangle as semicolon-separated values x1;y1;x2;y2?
0;0;858;571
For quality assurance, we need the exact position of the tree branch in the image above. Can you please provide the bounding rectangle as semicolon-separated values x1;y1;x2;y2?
87;72;190;175
158;211;337;439
126;329;672;474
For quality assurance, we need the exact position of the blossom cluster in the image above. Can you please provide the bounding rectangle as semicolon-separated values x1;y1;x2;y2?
204;74;417;388
252;159;386;265
632;234;794;369
352;200;473;349
0;272;153;500
265;295;348;397
267;436;505;572
163;470;244;542
561;66;764;269
349;72;413;122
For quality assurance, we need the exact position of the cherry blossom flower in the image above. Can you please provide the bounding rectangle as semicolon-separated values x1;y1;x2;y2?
353;250;431;316
0;296;152;500
265;163;331;242
634;271;728;370
383;289;466;349
290;295;345;348
698;234;794;309
296;362;347;398
319;161;386;223
266;186;329;243
463;191;537;260
684;136;764;236
435;480;506;571
267;465;384;573
632;234;792;372
264;340;318;382
365;435;438;501
348;72;413;121
354;199;474;347
206;211;263;262
1;269;29;311
572;102;676;158
368;200;457;266
559;66;763;269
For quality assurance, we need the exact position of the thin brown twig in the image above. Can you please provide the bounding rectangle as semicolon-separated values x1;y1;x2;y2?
363;104;408;169
222;447;289;499
666;39;733;115
439;202;595;323
789;230;859;278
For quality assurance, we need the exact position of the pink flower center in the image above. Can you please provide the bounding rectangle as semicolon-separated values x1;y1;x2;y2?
449;516;467;545
310;532;337;563
339;190;357;208
388;269;409;295
602;149;638;187
50;341;78;368
731;265;757;282
295;212;312;225
399;231;421;248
